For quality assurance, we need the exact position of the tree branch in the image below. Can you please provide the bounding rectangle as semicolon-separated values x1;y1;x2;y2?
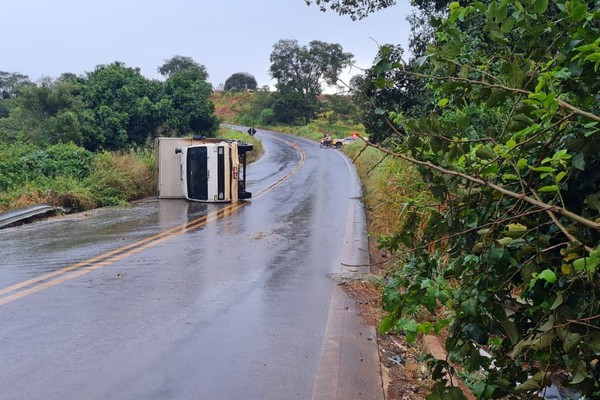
364;140;600;231
402;71;600;123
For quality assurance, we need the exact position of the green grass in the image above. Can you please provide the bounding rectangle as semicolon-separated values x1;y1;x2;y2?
218;127;264;164
343;143;435;243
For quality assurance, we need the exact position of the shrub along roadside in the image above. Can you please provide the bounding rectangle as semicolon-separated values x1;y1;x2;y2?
0;144;156;212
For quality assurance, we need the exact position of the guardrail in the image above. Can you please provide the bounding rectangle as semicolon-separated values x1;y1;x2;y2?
0;204;56;229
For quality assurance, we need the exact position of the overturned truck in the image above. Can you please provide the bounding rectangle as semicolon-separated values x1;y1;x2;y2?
157;137;253;203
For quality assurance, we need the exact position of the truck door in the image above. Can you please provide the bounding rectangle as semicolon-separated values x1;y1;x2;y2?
186;146;209;201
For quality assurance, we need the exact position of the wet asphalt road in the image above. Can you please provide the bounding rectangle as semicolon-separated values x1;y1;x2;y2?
0;128;382;400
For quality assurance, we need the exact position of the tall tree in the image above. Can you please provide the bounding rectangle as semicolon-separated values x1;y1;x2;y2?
82;62;164;150
158;55;209;81
14;76;88;146
269;39;353;122
271;91;314;125
223;72;258;92
270;39;353;98
0;71;32;99
162;67;219;136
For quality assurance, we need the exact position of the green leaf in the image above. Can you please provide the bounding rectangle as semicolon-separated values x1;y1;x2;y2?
462;297;477;317
571;359;588;384
516;377;541;392
553;149;571;160
532;166;556;173
535;74;548;92
449;1;460;10
448;387;468;400
571;153;585;170
438;98;449;107
534;0;548;14
563;332;582;353
538;185;559;192
489;29;506;44
379;315;394;333
501;16;516;33
415;55;430;67
538;269;557;283
505;223;527;237
556;171;567;182
585;53;600;62
532;331;554;350
554;67;571;80
502;173;519;181
571;4;588;21
550;293;563;310
473;2;486;12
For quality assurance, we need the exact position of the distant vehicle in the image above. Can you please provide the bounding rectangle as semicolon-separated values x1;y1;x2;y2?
335;133;367;147
342;136;360;145
320;138;339;149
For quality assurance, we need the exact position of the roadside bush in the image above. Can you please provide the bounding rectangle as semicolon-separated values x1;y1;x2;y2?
24;142;92;179
0;177;95;212
0;142;92;192
258;108;275;125
0;142;156;212
86;150;156;207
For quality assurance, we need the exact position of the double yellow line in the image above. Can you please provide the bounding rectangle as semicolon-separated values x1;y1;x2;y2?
0;138;306;307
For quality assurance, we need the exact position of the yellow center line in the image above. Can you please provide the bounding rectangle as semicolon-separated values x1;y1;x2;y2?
0;212;213;297
254;135;307;197
0;138;306;306
0;204;246;306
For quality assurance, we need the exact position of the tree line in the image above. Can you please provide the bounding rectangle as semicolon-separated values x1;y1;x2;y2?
1;37;358;151
0;56;219;151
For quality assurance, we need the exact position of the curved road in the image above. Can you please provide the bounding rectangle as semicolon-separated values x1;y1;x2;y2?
0;128;383;400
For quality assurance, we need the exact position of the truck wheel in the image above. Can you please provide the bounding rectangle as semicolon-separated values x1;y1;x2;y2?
335;143;343;149
238;144;253;152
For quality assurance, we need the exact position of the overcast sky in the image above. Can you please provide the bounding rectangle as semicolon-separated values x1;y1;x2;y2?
2;0;414;91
